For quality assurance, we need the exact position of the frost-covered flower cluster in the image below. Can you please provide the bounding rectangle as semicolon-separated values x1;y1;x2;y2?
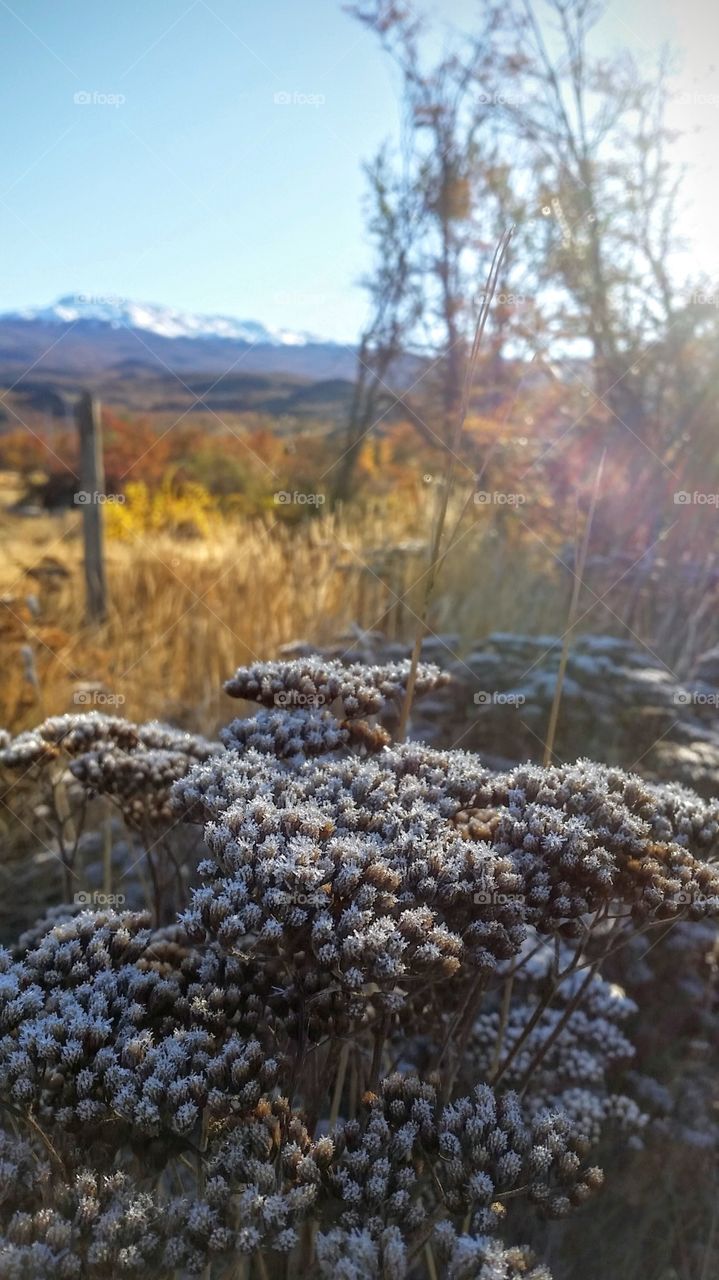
0;1150;245;1279
453;759;719;931
223;656;451;718
0;711;220;830
0;911;278;1142
0;713;221;930
0;713;220;771
463;939;646;1144
69;746;207;828
175;744;530;1037
0;712;140;768
220;707;353;763
317;628;719;796
0;654;717;1278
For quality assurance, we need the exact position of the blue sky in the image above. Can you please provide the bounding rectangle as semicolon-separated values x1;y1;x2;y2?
1;0;717;341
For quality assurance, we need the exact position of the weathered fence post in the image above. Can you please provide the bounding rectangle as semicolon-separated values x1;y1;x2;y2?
75;391;107;622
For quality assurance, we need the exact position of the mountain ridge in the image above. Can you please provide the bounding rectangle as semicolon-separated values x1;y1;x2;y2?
2;295;337;349
0;297;360;392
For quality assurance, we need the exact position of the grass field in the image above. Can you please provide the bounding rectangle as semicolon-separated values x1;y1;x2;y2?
0;493;576;733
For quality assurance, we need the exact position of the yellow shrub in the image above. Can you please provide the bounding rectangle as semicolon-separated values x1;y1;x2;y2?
105;478;220;539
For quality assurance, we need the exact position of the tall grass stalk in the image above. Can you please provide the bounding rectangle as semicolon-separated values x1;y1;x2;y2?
397;228;514;740
542;450;605;766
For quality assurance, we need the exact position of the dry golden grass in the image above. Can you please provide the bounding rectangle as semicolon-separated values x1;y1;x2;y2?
0;497;575;734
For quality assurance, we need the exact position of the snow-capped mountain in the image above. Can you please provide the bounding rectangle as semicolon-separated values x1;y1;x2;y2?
0;294;358;386
6;295;329;348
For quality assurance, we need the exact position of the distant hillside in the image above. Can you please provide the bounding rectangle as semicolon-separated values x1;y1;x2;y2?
0;313;357;380
0;296;365;426
0;296;436;437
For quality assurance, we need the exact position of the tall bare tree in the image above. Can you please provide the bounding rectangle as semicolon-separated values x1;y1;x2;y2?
493;0;705;447
343;0;719;507
346;2;512;441
331;146;423;503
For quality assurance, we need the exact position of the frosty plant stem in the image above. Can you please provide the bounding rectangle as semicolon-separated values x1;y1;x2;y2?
397;227;514;741
328;1041;350;1130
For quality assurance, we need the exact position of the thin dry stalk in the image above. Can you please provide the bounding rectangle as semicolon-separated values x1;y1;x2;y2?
102;812;113;898
397;228;514;741
424;1241;439;1280
254;1253;271;1280
516;962;599;1098
542;450;605;765
348;1048;359;1119
328;1040;350;1130
488;973;514;1079
699;1183;718;1280
490;936;587;1087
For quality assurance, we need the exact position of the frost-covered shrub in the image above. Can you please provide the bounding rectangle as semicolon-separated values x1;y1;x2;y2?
287;629;719;794
0;655;717;1278
0;714;220;931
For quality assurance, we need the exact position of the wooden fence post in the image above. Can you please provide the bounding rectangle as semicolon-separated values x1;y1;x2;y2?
75;391;107;622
